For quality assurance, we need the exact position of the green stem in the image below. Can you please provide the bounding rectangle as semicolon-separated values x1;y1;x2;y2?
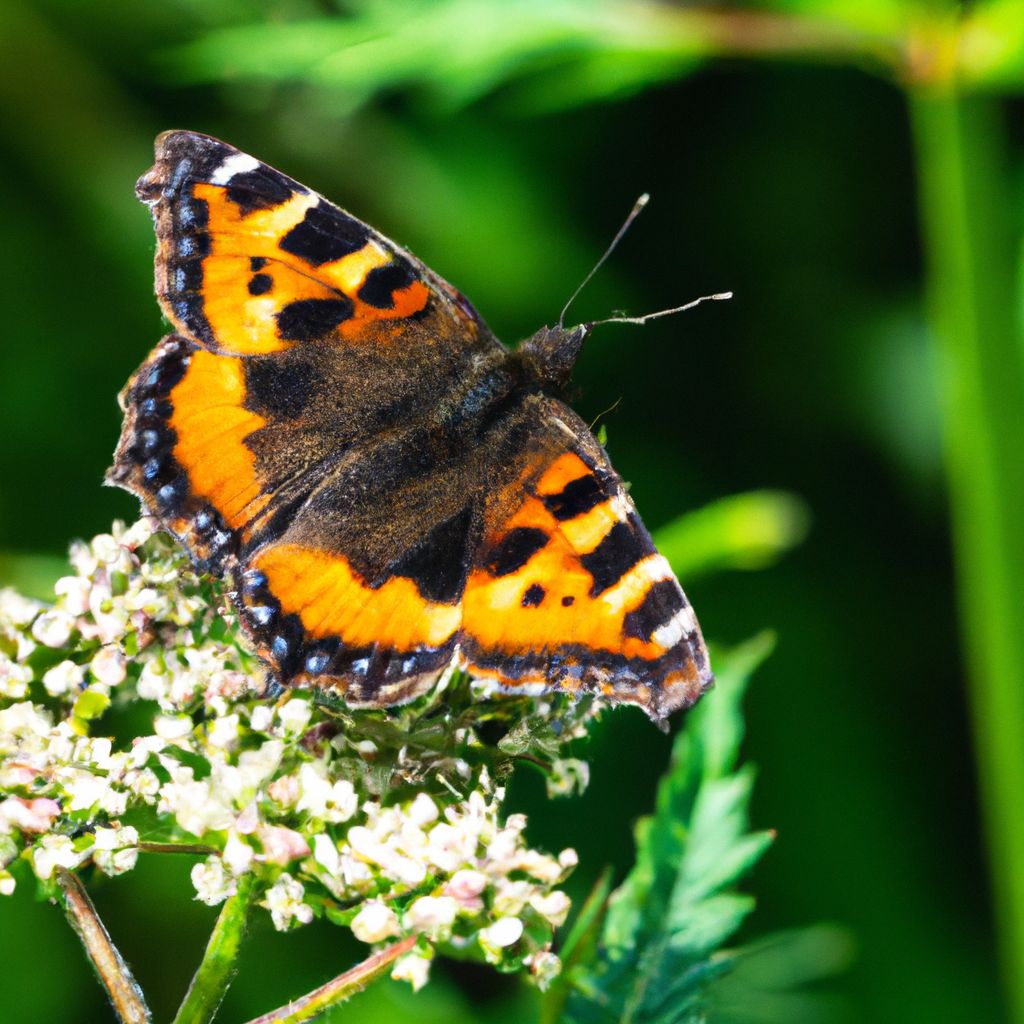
910;86;1024;1024
55;869;152;1024
173;873;255;1024
243;936;417;1024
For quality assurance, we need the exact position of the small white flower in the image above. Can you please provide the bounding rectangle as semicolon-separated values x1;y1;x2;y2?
125;768;161;800
517;850;564;884
311;834;340;876
530;890;571;927
527;950;562;991
191;856;236;906
63;770;111;812
0;588;44;627
154;715;193;741
408;792;439;826
136;660;170;702
42;660;85;697
0;701;52;742
31;610;75;648
257;825;310;865
547;758;590;797
0;871;14;896
91;534;121;565
263;873;313;931
33;834;90;880
54;576;91;615
267;773;300;808
0;797;60;834
444;868;488;912
391;949;433;991
480;916;523;955
494;879;534;916
249;705;274;733
408;895;458;939
0;657;31;699
93;826;139;876
206;713;240;749
350;900;400;944
277;698;312;735
90;647;127;687
295;764;358;823
426;821;476;873
222;832;254;876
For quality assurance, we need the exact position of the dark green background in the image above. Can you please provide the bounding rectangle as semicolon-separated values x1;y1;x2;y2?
0;2;999;1021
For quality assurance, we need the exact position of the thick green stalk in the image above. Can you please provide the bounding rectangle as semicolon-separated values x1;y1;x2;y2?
910;87;1024;1023
173;873;254;1024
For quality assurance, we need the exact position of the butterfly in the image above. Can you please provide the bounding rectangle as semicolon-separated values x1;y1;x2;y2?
108;130;713;721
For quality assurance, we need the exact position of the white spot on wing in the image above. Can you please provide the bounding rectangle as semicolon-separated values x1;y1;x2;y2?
210;152;261;185
653;604;697;648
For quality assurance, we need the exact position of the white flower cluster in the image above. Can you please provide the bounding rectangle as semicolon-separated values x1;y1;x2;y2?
0;520;589;991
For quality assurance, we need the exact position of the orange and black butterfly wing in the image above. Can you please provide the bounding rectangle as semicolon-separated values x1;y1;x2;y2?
460;396;712;719
110;131;499;701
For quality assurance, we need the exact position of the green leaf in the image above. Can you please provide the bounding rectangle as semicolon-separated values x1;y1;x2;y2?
653;491;810;581
563;633;775;1024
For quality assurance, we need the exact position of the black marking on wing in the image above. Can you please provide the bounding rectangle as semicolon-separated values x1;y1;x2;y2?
276;298;354;341
248;273;273;295
580;513;654;595
542;472;605;521
623;579;685;641
279;203;369;266
385;506;474;604
521;583;546;607
358;259;418;309
226;169;297;215
483;527;548;577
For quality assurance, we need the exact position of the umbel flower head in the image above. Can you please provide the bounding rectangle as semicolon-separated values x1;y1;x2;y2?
0;519;593;991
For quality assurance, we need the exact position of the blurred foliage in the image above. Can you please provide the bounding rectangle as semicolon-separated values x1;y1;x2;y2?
2;0;1022;1021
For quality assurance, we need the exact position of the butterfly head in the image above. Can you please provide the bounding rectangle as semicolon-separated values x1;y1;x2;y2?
519;323;591;393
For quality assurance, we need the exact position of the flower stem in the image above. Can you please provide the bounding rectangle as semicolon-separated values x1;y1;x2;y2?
55;868;152;1024
173;873;255;1024
242;936;417;1024
910;84;1024;1024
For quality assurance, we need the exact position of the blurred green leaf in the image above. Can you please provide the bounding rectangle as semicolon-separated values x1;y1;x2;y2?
707;924;855;1024
653;491;810;580
0;551;68;599
563;633;775;1024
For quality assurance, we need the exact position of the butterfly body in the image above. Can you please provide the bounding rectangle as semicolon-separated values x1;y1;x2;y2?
110;131;712;720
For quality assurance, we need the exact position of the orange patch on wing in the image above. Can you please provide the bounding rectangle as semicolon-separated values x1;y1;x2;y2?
169;350;269;528
254;544;461;651
200;255;340;355
558;495;627;554
322;243;392;294
340;280;431;338
463;491;671;663
536;452;591;497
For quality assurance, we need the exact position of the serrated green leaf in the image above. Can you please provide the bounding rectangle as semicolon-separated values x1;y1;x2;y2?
564;634;775;1024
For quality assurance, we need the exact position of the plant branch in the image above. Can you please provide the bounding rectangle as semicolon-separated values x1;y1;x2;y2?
55;868;152;1024
243;935;417;1024
173;873;254;1024
138;842;219;856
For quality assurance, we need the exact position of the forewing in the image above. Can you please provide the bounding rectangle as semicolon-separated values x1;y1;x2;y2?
137;129;496;359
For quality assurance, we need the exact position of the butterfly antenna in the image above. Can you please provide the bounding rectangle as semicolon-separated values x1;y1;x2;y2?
559;193;650;328
591;291;733;328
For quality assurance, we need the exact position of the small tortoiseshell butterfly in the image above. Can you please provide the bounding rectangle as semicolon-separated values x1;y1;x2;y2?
109;131;713;721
